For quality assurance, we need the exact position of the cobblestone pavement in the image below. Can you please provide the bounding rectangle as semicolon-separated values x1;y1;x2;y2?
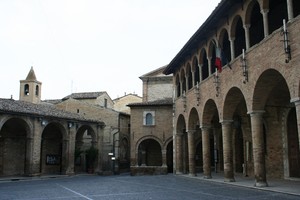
0;174;299;200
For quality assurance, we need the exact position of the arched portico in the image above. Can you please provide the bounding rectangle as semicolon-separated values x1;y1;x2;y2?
0;117;31;176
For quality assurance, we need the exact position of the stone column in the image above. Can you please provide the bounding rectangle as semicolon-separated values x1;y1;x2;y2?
187;130;196;176
291;98;300;153
244;24;251;50
185;75;189;91
287;0;294;20
162;150;167;167
191;69;195;88
207;57;212;76
201;125;212;179
198;64;203;82
176;132;183;174
229;38;235;61
66;125;76;175
249;110;268;187
221;120;235;182
261;9;269;37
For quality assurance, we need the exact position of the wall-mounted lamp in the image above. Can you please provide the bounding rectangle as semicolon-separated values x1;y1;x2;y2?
194;82;200;106
68;122;74;128
41;119;48;126
241;49;248;83
282;19;291;63
213;69;220;97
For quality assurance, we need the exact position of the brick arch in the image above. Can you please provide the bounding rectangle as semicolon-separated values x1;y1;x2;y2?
0;116;32;138
188;107;200;131
76;124;97;144
207;38;218;58
244;0;262;24
176;114;186;134
0;117;32;176
229;14;244;38
223;87;247;120
136;135;163;151
218;28;231;63
199;48;207;65
201;99;219;125
252;68;290;111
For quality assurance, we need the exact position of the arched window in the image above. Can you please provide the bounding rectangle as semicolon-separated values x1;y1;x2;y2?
35;85;39;96
143;111;155;126
24;84;29;95
146;113;153;125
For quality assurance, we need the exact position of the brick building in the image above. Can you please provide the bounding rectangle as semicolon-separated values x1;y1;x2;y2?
113;93;142;114
128;66;174;175
164;0;300;187
0;68;105;176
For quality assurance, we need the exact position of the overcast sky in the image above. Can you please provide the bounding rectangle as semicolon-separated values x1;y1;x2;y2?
0;0;220;100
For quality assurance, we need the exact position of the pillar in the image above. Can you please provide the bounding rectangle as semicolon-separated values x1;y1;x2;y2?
287;0;294;20
207;57;212;76
162;150;167;167
291;98;300;153
229;38;235;61
198;64;203;82
187;130;196;176
261;9;269;37
176;132;183;174
248;110;268;187
221;120;235;182
244;24;250;50
201;125;212;179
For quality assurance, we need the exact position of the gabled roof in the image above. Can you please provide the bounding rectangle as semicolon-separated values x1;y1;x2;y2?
0;98;103;124
25;67;37;81
164;0;236;74
127;98;173;107
63;92;106;100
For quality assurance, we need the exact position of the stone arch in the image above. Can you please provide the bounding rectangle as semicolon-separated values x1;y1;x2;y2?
188;107;200;131
252;68;293;179
202;99;219;125
245;0;264;47
230;15;246;58
74;125;97;173
192;56;200;85
218;28;231;64
269;0;288;34
180;68;186;94
252;69;290;111
136;136;163;166
0;117;31;176
223;87;248;174
208;39;217;75
164;136;173;173
186;63;193;90
175;74;181;98
40;121;67;175
199;48;209;80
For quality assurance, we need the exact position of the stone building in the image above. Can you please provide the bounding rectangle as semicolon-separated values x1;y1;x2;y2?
0;68;105;176
51;92;131;174
163;0;300;187
113;93;142;114
128;66;174;175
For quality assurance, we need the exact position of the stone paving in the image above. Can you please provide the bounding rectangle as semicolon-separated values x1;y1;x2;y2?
0;174;299;200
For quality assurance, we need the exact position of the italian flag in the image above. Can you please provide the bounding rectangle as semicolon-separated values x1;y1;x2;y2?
215;47;222;73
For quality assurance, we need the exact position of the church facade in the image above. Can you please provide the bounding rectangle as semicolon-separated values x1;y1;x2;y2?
164;0;300;187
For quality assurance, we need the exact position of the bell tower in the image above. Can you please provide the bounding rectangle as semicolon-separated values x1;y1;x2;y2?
19;67;42;104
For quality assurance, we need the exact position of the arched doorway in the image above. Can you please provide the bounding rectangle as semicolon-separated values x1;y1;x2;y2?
40;122;64;175
138;139;162;166
75;125;97;173
0;118;28;176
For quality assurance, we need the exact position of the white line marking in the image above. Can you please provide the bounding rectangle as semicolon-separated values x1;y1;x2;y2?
57;184;93;200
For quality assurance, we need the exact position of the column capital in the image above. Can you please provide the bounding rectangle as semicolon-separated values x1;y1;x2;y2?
247;110;265;116
291;97;300;104
219;120;234;125
243;24;251;29
200;124;211;131
260;9;269;14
